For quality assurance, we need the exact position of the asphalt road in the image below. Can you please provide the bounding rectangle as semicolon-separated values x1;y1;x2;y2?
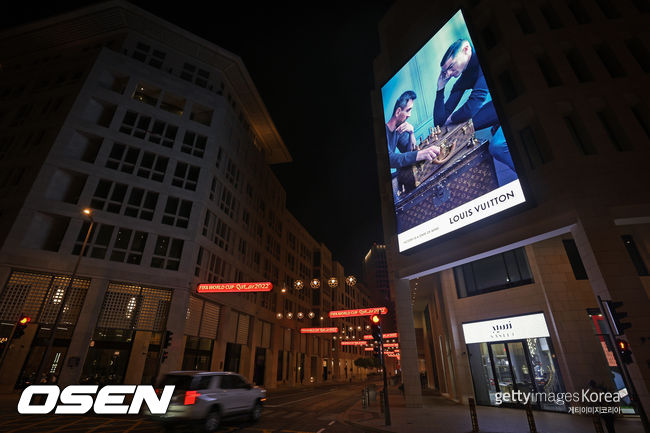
0;382;378;433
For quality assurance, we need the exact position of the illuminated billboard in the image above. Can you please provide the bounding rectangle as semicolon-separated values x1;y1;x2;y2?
381;10;526;252
328;307;388;318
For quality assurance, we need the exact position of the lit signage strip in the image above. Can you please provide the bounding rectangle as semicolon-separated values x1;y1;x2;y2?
383;343;399;348
340;341;368;346
329;307;388;318
300;327;339;334
197;282;272;293
461;313;550;344
364;347;374;351
363;332;398;340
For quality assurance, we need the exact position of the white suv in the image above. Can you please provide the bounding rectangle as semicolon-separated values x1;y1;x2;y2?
152;371;266;432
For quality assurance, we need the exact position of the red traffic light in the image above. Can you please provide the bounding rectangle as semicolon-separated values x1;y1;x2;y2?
371;315;380;324
18;316;31;325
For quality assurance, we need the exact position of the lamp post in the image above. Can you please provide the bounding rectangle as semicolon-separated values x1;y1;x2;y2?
35;208;94;383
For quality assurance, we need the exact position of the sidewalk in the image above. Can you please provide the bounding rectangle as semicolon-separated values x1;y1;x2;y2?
341;386;645;433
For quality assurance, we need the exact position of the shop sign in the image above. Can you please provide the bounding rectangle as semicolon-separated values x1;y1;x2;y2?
197;282;272;293
329;307;387;318
462;313;550;344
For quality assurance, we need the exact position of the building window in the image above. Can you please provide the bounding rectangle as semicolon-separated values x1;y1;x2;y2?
110;228;148;265
518;125;549;168
119;110;178;148
225;158;240;188
622;235;649;276
498;70;520;102
630;0;650;13
536;54;563;87
106;143;168;182
631;103;650;138
181;131;207;158
562;239;588;280
454;247;534;298
514;8;536;34
594;0;621;19
172;162;200;191
91;180;127;213
595;43;625;78
190;103;213;126
162;196;192;228
540;2;563;29
132;83;161;106
151;236;184;271
132;42;166;69
567;0;591;24
220;187;238;219
565;48;593;82
72;222;114;259
180;62;211;88
564;114;597;155
125;188;158;221
624;38;650;73
596;110;632;151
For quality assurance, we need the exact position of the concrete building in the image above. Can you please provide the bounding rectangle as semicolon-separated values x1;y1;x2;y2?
372;0;650;419
0;1;371;392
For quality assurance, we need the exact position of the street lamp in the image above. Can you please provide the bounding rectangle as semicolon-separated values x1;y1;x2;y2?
36;208;94;382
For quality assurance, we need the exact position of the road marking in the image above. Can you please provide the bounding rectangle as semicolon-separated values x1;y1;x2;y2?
266;390;338;407
8;417;55;432
85;419;113;433
328;420;336;425
123;418;144;432
317;429;325;433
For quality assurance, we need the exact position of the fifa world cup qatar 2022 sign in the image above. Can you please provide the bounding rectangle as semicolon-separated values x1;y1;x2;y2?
381;10;526;252
197;282;273;293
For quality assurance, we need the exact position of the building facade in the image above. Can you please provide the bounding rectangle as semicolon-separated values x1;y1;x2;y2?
373;0;650;418
0;1;371;392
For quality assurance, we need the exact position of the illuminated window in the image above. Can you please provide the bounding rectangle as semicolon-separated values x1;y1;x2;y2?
454;247;534;298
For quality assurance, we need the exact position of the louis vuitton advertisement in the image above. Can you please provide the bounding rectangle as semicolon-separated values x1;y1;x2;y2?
380;10;526;252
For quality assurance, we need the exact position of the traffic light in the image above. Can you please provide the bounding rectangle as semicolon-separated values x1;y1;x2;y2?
616;339;633;364
14;315;31;339
605;301;632;335
370;315;382;342
372;344;381;360
163;330;173;348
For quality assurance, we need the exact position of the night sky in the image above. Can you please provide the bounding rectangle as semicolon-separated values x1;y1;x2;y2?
2;1;394;277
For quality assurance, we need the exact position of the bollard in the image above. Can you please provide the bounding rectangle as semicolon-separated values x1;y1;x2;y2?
525;403;537;433
592;415;605;433
468;398;479;433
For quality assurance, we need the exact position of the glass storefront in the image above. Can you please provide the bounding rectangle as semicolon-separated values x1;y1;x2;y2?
464;313;566;412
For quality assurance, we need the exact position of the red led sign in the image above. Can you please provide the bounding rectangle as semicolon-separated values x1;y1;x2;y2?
340;341;368;346
329;307;388;318
363;332;398;340
364;347;374;351
197;282;272;293
384;343;399;348
300;327;339;334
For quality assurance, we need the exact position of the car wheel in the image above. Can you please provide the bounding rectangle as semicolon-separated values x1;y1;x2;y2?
204;407;221;432
250;401;263;422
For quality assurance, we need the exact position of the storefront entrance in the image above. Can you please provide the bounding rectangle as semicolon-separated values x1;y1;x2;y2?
464;313;566;412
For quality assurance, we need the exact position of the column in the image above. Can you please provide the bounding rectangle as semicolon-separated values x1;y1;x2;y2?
394;278;422;407
158;286;190;377
58;278;109;387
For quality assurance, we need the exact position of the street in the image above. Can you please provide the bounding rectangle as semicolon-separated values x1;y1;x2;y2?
0;382;377;433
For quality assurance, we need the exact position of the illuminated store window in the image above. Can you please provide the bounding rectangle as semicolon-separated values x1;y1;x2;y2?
453;247;533;298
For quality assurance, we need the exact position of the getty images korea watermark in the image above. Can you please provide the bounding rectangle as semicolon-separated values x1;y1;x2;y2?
494;389;623;414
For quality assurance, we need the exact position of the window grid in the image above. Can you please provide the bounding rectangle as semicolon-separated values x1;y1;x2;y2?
172;161;200;191
109;228;148;265
181;131;207;158
0;271;89;324
151;236;184;271
162;196;192;228
119;110;178;148
96;282;171;331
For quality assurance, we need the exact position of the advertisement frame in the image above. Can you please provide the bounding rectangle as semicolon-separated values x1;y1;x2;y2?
378;7;535;256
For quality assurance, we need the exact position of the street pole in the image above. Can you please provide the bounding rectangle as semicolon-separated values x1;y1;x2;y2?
597;296;650;433
35;211;94;383
380;326;391;426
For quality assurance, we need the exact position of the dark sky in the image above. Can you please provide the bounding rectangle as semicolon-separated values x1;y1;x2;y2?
2;1;393;277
